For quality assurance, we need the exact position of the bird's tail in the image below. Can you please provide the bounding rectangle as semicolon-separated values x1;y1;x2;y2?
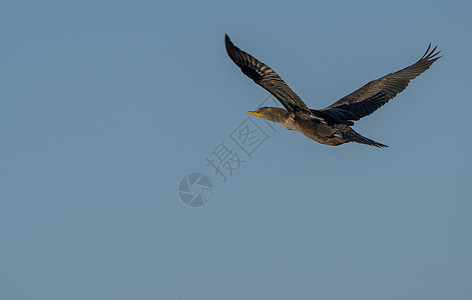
341;128;388;148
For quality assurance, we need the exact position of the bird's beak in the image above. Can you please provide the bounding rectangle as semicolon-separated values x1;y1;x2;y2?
247;111;262;118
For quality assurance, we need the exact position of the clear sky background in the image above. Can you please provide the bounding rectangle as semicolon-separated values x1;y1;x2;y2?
1;0;471;299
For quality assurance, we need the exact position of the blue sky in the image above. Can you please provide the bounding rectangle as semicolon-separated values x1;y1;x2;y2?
1;0;471;299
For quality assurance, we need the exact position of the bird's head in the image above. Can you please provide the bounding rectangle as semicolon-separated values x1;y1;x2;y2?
247;107;289;124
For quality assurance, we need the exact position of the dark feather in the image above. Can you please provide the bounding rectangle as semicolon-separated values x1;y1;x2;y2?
341;128;389;148
225;34;311;114
321;44;441;122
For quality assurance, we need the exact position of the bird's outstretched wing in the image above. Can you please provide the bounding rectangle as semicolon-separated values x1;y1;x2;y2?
225;34;311;114
320;44;441;122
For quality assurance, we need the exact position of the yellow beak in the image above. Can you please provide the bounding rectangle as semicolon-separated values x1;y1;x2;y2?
247;111;262;118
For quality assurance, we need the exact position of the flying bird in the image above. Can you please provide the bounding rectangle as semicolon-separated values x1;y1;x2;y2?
225;34;440;148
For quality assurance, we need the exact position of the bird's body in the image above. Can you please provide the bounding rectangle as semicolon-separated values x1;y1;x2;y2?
252;107;381;147
225;34;440;148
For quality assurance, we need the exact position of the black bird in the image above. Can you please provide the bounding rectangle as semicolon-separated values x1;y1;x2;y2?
225;34;440;148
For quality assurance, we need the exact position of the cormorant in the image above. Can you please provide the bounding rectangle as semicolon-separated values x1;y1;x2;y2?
225;34;440;148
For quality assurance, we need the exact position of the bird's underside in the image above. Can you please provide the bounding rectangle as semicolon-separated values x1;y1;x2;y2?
283;112;388;147
225;34;440;148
